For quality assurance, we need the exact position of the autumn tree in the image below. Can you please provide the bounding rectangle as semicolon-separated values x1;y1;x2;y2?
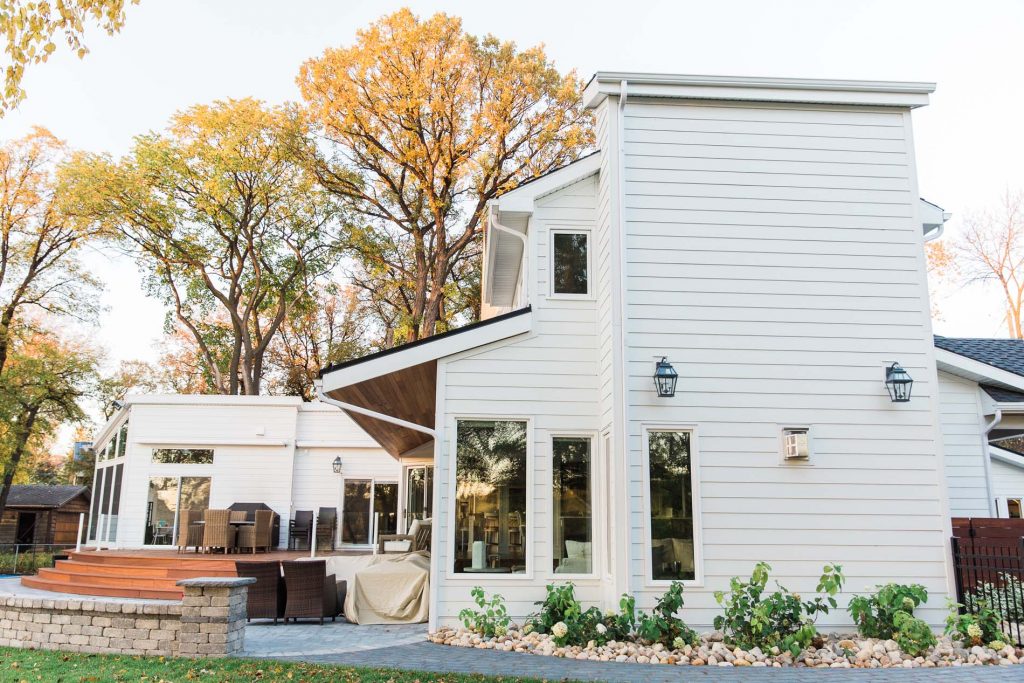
65;98;345;394
1;0;138;112
298;9;593;343
949;190;1024;337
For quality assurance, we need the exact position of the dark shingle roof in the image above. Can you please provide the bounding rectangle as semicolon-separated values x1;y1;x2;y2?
5;485;89;508
982;385;1024;403
934;336;1024;378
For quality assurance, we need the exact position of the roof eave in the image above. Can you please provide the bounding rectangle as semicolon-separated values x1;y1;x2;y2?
936;347;1024;396
492;154;601;214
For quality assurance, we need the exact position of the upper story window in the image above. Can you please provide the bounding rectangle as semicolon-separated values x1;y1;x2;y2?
551;230;589;296
152;448;214;464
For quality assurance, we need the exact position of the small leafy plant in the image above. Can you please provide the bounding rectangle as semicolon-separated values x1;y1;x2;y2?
892;610;937;655
602;593;637;642
458;586;510;638
945;597;1007;646
526;582;605;646
635;581;699;648
967;573;1024;622
713;561;845;656
847;583;929;639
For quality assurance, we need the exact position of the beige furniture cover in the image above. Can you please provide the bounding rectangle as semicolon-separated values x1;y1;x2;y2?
343;551;430;624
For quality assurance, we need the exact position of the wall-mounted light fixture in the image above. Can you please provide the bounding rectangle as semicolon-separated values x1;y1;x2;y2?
332;456;343;474
653;357;678;398
884;363;913;403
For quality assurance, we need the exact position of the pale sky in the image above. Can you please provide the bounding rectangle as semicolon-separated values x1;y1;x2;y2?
2;0;1022;377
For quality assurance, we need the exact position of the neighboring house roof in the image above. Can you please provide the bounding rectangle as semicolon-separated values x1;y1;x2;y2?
982;385;1024;403
5;485;89;509
990;445;1024;471
934;336;1024;378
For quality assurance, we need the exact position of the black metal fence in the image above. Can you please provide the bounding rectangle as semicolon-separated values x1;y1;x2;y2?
950;535;1024;646
0;543;75;576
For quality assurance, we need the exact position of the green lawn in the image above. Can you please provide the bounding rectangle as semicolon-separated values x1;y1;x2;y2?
0;647;558;683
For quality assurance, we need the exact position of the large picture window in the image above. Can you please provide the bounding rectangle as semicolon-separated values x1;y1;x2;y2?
144;475;211;545
454;419;527;574
152;448;214;464
647;430;696;581
553;436;592;574
552;231;589;295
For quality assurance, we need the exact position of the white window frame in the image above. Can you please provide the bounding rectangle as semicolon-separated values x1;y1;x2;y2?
548;228;593;299
446;415;534;582
779;425;814;465
641;423;703;587
548;431;598;579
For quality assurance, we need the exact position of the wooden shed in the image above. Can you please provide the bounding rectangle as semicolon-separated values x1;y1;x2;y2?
0;485;91;546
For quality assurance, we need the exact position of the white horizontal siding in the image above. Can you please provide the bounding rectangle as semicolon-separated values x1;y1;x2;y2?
937;371;991;517
991;458;1024;501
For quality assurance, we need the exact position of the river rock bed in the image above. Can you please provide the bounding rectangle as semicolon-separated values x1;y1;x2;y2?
428;627;1024;668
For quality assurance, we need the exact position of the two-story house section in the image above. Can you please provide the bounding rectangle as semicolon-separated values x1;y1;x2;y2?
318;72;953;630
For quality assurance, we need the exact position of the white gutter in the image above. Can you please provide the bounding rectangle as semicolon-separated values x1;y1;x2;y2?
314;379;437;438
982;405;1002;516
924;222;945;242
488;204;529;306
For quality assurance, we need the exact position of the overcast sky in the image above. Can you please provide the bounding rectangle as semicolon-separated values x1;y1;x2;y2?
2;0;1021;374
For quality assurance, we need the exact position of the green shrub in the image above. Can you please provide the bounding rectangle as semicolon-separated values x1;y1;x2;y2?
967;573;1024;623
713;561;845;656
458;586;510;638
526;582;605;646
847;583;928;639
635;581;699;648
945;597;1007;646
892;610;937;655
601;593;637;642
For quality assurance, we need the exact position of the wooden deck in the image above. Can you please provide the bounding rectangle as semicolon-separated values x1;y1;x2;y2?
20;548;370;600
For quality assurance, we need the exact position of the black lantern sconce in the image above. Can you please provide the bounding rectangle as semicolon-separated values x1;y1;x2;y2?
653;357;678;398
884;363;913;403
332;456;343;474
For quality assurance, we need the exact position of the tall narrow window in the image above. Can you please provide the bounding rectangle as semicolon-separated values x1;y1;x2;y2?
117;422;129;457
552;231;589;295
553;437;592;574
647;430;695;581
454;419;527;573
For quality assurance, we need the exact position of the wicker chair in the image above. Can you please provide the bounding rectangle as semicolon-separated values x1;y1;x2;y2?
230;510;247;523
315;507;337;551
282;560;339;625
202;509;236;554
235;561;285;623
176;509;204;553
288;510;313;550
378;518;432;554
237;509;274;554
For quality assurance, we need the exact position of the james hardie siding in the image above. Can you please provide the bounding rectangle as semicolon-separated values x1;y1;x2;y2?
937;371;991;517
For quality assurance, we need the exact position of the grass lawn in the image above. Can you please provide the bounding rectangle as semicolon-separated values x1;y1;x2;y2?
0;647;560;683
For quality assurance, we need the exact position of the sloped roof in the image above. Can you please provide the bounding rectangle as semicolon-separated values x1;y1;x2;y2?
5;485;89;509
981;385;1024;403
934;336;1024;378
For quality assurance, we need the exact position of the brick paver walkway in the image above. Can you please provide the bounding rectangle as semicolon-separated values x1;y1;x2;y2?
259;635;1024;682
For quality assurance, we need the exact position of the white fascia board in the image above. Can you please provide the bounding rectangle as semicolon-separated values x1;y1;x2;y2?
134;437;289;447
321;310;533;391
920;198;950;232
584;72;934;109
125;394;304;408
295;440;378;449
494;154;601;213
935;348;1024;394
990;445;1024;471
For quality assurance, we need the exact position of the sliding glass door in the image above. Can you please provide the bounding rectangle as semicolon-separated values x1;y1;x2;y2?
144;476;211;546
404;465;433;531
341;479;398;546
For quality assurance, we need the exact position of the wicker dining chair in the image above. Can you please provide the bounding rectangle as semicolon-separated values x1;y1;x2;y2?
237;509;274;554
176;509;204;553
288;510;313;550
202;509;236;554
235;561;285;623
281;560;339;625
230;510;247;523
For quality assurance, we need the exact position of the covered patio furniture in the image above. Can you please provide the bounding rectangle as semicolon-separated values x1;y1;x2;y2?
229;502;281;548
202;509;236;554
236;509;274;553
235;560;285;623
282;559;339;624
288;510;313;550
344;551;429;624
378;518;432;554
315;507;337;551
176;509;204;553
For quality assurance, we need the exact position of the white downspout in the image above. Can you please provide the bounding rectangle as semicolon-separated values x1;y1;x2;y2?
982;406;1002;516
314;379;437;438
489;204;529;306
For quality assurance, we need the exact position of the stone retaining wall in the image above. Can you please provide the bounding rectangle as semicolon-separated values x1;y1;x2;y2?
0;577;254;658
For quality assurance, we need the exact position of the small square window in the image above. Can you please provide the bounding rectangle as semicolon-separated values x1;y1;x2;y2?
781;428;810;461
1009;499;1023;519
552;231;589;296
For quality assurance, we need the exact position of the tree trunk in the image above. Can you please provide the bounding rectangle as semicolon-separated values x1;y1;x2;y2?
0;405;40;522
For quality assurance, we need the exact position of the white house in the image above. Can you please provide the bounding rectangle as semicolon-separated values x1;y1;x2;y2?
88;395;404;550
319;72;957;630
934;336;1024;518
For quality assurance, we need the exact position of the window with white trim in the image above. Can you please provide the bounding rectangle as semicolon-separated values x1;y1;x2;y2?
647;430;695;581
551;230;589;295
552;436;592;574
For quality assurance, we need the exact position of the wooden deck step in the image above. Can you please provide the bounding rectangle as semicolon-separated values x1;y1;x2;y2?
52;559;235;579
20;575;182;601
35;567;182;591
66;551;237;571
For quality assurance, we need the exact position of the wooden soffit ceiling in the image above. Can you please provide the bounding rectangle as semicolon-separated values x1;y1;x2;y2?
326;360;437;459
